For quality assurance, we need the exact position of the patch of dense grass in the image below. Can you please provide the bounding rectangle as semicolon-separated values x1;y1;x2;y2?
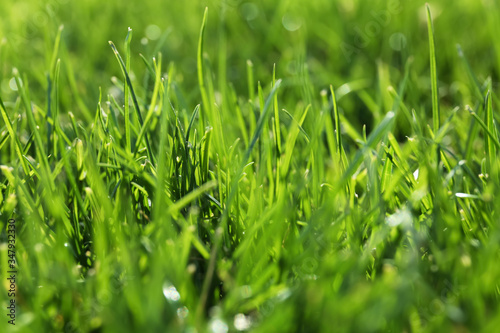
1;1;500;332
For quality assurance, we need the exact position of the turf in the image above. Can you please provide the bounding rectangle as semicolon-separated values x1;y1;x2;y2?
1;0;500;332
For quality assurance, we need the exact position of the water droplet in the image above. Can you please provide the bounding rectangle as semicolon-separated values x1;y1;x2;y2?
209;319;228;333
34;243;44;252
146;25;161;41
177;306;189;319
239;285;252;298
386;208;412;228
389;33;407;51
240;3;259;21
163;283;181;302
282;14;302;31
9;77;18;91
234;313;251;331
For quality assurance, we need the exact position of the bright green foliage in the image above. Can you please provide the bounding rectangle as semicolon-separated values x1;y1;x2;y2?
1;1;500;332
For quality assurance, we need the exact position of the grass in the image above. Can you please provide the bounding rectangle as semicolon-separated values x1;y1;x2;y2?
1;0;500;332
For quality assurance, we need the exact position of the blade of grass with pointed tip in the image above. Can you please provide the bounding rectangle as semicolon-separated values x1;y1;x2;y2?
52;59;61;158
46;26;64;158
485;92;497;175
14;69;54;191
0;96;29;175
109;40;154;163
139;53;156;77
197;7;210;129
330;85;343;157
467;106;500;151
49;25;64;79
281;105;310;178
426;4;440;134
280;108;310;143
133;54;162;161
273;65;281;155
457;44;484;100
124;27;132;154
341;111;396;187
247;60;255;102
186;104;200;142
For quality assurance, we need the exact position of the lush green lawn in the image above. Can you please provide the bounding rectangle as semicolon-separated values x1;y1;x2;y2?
1;0;500;332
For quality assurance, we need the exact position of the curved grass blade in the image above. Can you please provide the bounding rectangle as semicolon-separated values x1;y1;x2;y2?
0;95;29;175
186;104;200;142
485;92;497;174
341;111;396;186
197;7;210;128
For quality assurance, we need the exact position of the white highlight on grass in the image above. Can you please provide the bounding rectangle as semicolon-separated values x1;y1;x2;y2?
413;168;419;181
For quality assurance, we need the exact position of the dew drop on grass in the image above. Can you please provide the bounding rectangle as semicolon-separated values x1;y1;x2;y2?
240;3;259;21
108;86;121;100
386;208;412;228
234;313;251;331
9;77;18;91
177;306;189;319
209;318;228;333
163;282;180;302
282;13;302;31
389;33;407;51
238;285;252;298
145;24;161;40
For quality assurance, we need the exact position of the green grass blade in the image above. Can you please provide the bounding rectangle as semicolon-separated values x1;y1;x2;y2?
13;69;54;190
341;111;396;186
426;4;440;133
197;7;210;128
197;79;282;321
485;92;497;175
109;40;154;162
467;106;500;151
0;96;29;175
124;27;133;153
330;84;343;157
186;104;200;142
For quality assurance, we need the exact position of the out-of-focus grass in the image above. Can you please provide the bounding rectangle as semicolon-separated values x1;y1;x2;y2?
1;0;500;332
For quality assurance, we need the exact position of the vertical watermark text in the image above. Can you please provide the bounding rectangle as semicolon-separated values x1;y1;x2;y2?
6;218;17;326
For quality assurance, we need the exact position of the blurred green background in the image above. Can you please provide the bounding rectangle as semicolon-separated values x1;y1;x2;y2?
2;0;499;125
